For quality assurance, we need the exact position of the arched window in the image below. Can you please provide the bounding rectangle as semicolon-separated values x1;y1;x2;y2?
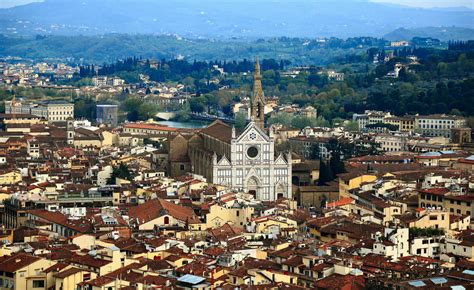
164;216;169;225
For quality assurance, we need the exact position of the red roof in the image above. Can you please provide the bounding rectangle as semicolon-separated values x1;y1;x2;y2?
27;210;92;233
69;254;111;268
315;273;365;290
0;253;41;273
128;198;199;225
419;188;450;196
459;158;474;164
326;197;354;208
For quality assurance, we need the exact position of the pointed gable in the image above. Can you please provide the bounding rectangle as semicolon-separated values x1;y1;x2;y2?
217;155;231;166
274;154;288;165
236;122;270;143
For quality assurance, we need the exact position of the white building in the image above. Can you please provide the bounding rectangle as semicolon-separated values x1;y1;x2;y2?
353;110;392;130
92;76;125;87
372;227;409;261
410;235;443;259
188;60;292;201
374;134;407;152
211;122;292;201
6;100;74;123
414;114;467;138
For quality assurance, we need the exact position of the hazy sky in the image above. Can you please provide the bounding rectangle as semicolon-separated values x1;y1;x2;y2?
372;0;474;8
0;0;42;8
0;0;472;9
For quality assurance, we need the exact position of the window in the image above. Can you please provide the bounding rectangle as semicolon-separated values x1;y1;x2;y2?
180;164;185;171
164;216;169;225
33;280;45;288
247;146;259;158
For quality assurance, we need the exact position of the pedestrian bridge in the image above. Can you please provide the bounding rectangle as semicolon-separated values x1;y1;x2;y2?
155;112;177;120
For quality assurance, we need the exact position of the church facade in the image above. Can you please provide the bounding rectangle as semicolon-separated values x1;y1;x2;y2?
211;122;292;201
170;59;292;201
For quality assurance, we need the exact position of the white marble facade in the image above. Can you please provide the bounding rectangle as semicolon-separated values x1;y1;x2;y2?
212;122;292;201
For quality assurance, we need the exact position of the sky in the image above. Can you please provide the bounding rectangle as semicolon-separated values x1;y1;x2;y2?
0;0;472;9
371;0;474;9
0;0;43;8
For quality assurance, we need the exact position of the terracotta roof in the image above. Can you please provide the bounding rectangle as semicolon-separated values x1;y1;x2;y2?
203;246;225;257
27;210;92;233
128;198;199;225
419;188;450;196
43;262;70;273
69;254;111;268
103;263;144;283
0;253;42;273
281;256;304;268
208;223;243;241
444;194;474;202
80;276;115;287
229;267;249;278
315;273;365;290
200;120;233;143
326;197;354;208
54;267;83;279
135;275;174;286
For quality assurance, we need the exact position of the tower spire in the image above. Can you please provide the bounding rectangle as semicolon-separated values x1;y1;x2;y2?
250;58;265;130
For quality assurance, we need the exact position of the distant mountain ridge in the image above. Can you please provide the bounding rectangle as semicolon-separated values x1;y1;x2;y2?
384;27;474;41
0;0;473;38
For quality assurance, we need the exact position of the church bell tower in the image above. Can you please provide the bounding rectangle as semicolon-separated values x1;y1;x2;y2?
250;58;265;130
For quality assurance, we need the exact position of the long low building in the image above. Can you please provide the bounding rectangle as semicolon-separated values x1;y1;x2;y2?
122;123;180;136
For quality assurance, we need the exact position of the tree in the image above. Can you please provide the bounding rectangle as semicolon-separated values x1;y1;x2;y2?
308;72;328;88
343;121;359;132
235;112;247;130
318;159;333;185
189;97;206;113
138;103;160;120
268;112;293;127
74;97;96;120
108;163;132;184
329;150;346;176
122;97;143;121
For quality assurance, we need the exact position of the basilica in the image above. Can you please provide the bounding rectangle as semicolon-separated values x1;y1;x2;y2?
168;60;292;201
